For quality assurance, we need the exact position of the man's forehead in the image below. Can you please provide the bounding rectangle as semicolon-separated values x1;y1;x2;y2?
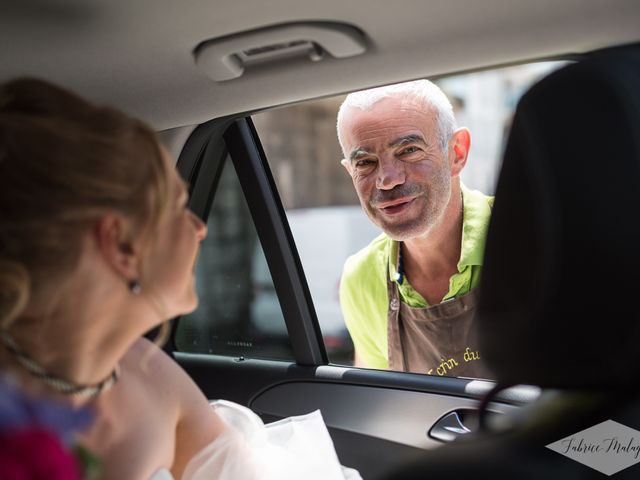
343;105;436;148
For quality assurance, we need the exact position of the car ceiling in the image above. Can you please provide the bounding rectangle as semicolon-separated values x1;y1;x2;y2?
1;0;639;130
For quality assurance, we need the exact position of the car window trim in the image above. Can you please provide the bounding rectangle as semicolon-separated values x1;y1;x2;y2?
221;117;328;366
161;118;232;353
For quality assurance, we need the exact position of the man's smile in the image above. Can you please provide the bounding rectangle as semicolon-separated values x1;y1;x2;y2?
375;197;416;215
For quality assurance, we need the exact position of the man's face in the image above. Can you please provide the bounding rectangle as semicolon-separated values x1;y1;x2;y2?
340;96;453;241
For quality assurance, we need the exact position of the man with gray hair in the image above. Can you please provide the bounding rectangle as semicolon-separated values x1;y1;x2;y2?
337;80;493;378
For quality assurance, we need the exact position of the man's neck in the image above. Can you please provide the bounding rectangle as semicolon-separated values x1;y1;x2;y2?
401;183;463;303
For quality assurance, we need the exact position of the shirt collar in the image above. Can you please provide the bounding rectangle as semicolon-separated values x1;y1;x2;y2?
458;182;492;269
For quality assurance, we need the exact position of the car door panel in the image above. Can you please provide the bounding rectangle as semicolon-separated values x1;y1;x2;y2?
178;353;539;479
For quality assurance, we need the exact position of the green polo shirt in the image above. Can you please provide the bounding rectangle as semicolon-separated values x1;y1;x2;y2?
339;184;494;370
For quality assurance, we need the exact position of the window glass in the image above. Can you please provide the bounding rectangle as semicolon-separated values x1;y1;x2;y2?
175;156;294;361
253;61;568;370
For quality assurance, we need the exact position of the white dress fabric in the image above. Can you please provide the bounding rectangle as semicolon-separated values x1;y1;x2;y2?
150;400;362;480
185;400;361;480
149;468;175;480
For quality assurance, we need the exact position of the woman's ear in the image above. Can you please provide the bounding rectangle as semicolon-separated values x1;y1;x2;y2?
93;214;140;280
449;127;471;177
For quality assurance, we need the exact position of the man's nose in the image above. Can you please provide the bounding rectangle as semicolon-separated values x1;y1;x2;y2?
376;157;405;190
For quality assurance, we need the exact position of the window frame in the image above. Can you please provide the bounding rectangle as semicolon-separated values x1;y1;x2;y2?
171;116;327;366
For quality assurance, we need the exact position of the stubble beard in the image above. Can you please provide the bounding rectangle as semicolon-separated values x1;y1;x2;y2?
366;165;452;241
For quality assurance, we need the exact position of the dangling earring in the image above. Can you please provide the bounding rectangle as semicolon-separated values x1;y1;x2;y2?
128;279;142;295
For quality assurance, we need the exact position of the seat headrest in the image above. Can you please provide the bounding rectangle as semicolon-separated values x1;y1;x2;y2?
478;45;640;389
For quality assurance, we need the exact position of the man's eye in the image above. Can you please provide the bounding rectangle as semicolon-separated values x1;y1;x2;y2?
355;159;375;168
400;146;420;155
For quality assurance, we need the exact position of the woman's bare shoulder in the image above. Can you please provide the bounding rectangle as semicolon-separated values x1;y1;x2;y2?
120;338;227;478
121;337;190;394
120;336;226;433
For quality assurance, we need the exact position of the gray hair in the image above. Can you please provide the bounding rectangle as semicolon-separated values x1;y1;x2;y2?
336;79;457;156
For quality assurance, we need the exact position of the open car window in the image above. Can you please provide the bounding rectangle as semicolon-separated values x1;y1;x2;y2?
252;60;568;372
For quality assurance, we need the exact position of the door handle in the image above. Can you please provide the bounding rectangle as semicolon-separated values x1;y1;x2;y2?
428;410;474;442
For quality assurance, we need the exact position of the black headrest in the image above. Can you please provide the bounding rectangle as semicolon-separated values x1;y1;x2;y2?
478;45;640;389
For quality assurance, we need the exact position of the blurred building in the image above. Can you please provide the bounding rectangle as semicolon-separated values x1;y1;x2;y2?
253;96;356;210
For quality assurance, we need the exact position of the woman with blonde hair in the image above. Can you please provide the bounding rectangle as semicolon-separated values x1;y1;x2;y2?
0;78;361;480
0;78;226;479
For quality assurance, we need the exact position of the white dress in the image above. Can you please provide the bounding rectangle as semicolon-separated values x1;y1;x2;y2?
149;401;362;480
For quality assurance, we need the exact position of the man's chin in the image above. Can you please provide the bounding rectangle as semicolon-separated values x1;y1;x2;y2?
384;231;419;242
376;217;428;241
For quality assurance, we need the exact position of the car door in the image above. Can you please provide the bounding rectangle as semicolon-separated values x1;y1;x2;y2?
167;115;539;479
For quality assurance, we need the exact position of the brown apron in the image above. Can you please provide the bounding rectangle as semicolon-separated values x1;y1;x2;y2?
386;273;493;379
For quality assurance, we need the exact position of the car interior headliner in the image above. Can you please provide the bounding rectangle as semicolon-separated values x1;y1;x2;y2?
1;0;639;130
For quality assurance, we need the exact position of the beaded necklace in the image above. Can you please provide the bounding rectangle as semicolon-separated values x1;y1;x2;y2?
0;330;119;398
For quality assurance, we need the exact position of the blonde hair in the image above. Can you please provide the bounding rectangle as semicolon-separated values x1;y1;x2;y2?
0;78;172;329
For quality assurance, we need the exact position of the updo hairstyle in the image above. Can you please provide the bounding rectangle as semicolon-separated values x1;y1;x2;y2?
0;78;172;328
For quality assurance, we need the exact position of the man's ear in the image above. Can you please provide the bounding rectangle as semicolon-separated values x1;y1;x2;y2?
341;158;353;176
449;127;471;177
93;214;140;280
